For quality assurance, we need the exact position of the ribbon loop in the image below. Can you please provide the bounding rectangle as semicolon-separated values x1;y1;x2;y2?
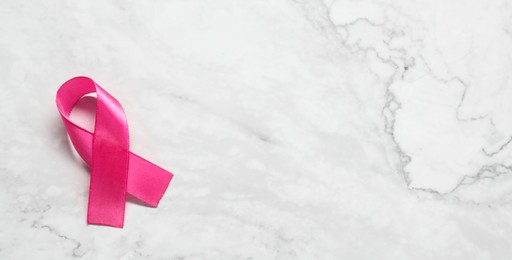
56;76;173;228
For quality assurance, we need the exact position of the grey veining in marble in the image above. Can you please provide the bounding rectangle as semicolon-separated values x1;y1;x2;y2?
2;0;512;259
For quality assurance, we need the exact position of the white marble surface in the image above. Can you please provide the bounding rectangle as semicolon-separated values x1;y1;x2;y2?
2;0;512;259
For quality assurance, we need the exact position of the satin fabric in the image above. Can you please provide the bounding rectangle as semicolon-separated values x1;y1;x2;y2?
56;76;173;228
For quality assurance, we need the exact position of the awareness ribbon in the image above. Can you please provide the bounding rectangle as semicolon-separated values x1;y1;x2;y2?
56;76;173;228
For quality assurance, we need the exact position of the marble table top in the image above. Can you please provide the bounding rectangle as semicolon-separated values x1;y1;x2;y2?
1;0;512;259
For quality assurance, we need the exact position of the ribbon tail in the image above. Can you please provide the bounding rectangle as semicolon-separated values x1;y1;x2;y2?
128;152;173;207
87;85;130;228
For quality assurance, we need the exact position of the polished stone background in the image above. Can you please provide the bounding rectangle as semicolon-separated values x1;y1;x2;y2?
1;0;512;259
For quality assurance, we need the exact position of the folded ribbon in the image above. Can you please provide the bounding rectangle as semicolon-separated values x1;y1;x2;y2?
56;76;173;228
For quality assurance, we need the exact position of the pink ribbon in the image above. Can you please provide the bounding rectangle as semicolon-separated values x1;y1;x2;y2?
56;76;173;228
